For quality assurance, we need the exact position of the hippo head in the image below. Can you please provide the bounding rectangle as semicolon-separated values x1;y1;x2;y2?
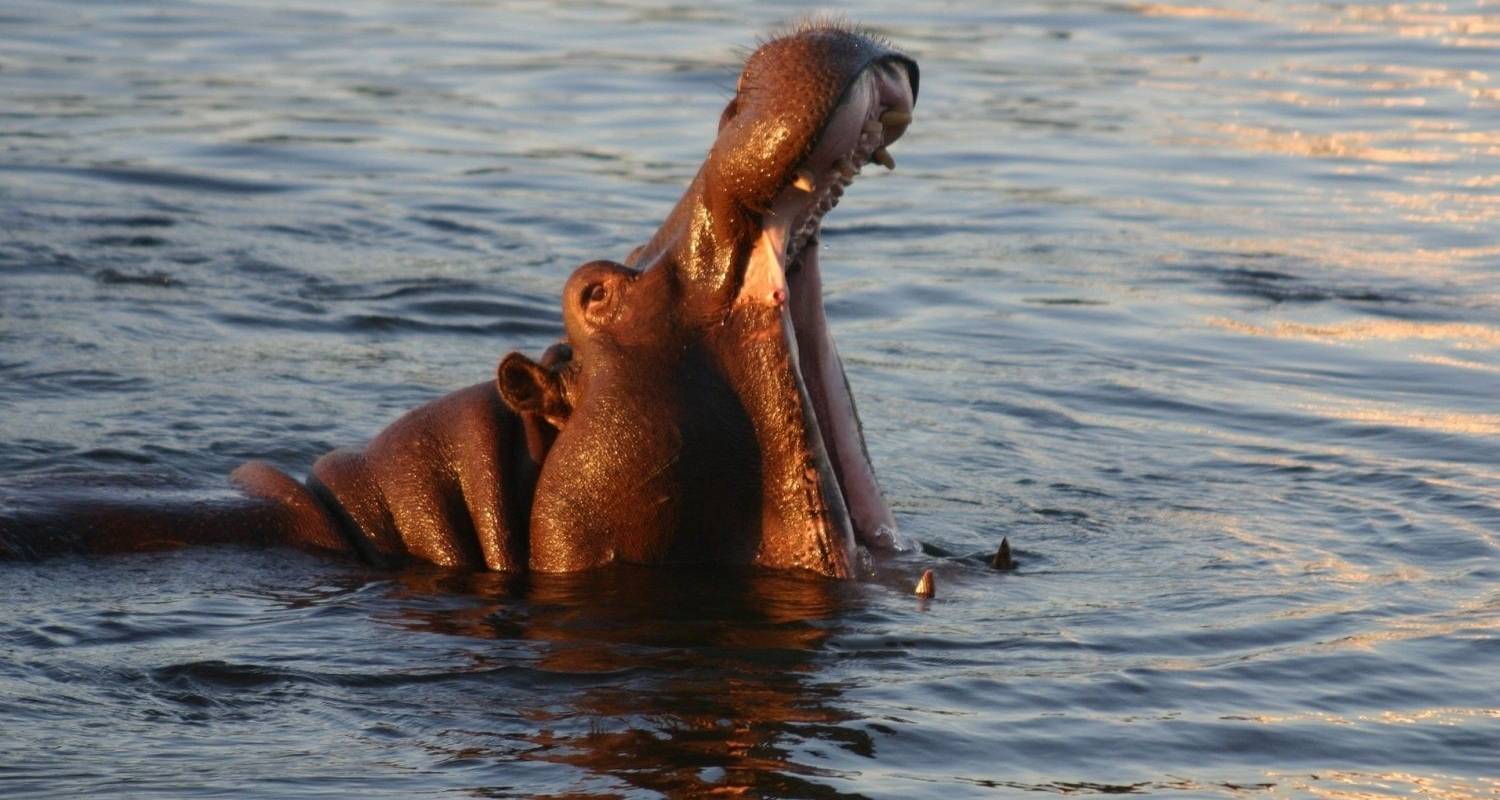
500;23;918;578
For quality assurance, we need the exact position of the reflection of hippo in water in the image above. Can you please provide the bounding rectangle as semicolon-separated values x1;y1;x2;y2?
1;23;920;579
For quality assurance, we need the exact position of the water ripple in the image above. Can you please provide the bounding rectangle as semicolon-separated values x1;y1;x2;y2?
2;0;1498;797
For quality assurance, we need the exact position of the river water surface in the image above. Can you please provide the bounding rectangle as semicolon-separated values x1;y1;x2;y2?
2;1;1498;797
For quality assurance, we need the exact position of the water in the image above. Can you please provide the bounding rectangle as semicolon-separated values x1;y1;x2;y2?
2;1;1497;796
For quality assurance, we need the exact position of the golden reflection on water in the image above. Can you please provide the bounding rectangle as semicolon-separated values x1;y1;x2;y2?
1243;66;1489;99
1374;189;1500;225
1207;317;1500;348
1135;0;1498;288
1270;554;1428;586
1134;3;1258;20
1233;707;1500;728
1314;405;1500;436
1267;769;1500;800
1161;231;1500;282
1138;1;1500;53
1198;123;1457;164
1312;4;1500;50
1207;316;1500;434
1413;354;1500;373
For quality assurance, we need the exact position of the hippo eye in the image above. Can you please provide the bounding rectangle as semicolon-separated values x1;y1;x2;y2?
718;97;739;130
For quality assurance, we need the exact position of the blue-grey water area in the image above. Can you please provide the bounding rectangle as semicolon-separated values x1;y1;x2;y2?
2;1;1498;797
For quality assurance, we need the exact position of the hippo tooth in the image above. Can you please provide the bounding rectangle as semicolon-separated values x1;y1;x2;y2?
914;569;935;598
863;118;884;136
881;109;913;127
872;147;895;170
836;157;856;180
792;170;816;192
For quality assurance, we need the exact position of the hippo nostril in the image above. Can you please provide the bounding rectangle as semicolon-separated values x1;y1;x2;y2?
583;282;607;307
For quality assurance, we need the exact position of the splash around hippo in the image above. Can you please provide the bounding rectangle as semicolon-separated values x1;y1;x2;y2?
1;22;921;579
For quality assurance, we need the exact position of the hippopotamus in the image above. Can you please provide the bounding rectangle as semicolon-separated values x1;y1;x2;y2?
0;23;919;579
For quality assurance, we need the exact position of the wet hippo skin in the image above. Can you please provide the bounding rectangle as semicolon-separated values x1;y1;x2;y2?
0;23;919;578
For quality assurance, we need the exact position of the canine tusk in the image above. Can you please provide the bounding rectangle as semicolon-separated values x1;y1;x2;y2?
880;109;912;127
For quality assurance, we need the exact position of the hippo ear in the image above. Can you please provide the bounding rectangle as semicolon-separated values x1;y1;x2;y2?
496;352;571;430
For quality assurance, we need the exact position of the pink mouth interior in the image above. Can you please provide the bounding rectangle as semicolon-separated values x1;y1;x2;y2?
737;61;915;552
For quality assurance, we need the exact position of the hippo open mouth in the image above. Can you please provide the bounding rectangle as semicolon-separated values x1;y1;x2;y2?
736;58;917;558
481;25;926;580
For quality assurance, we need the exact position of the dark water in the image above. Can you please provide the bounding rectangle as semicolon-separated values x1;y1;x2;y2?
3;1;1498;797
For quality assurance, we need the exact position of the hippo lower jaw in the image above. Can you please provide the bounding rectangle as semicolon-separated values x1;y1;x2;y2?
786;244;909;555
737;61;916;558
